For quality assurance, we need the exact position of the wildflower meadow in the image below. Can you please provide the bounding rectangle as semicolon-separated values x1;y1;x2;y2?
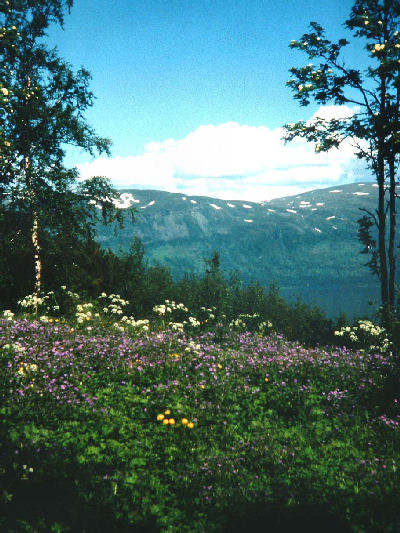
1;291;400;532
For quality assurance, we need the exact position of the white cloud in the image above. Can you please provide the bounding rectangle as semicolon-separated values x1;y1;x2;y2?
77;106;371;201
310;104;357;121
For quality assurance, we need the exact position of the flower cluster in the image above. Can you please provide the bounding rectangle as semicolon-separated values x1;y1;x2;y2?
120;316;150;332
2;309;14;320
334;319;391;353
373;43;385;52
98;293;129;315
18;286;80;317
76;303;98;324
229;313;273;334
152;300;204;332
156;409;194;429
153;300;188;316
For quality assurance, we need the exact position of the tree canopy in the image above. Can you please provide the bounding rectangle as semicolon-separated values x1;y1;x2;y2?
284;0;400;324
0;0;128;302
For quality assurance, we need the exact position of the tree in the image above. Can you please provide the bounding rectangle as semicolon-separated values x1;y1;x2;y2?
284;0;400;325
0;0;123;307
200;250;228;314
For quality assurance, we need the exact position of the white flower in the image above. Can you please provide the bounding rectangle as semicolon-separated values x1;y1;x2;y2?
188;316;200;327
2;309;14;320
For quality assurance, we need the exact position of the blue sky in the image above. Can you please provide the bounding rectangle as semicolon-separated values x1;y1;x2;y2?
48;0;371;200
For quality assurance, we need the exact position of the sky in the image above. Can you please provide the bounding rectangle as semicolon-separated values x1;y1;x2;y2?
48;0;372;201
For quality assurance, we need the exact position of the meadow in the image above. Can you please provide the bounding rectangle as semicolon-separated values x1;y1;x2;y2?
1;292;400;532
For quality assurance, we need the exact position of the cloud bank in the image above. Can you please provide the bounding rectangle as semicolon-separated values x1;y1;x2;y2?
77;105;371;201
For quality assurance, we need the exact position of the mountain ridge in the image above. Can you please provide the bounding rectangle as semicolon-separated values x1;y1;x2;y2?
97;182;392;318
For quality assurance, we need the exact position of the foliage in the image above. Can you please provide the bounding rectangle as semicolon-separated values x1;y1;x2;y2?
1;314;399;532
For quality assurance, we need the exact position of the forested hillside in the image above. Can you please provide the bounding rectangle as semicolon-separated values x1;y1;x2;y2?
97;182;390;317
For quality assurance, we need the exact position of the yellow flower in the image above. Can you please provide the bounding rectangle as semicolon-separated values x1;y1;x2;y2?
217;363;223;369
187;422;194;429
1;87;8;96
265;377;269;383
181;418;189;425
162;419;169;425
168;418;175;425
165;409;171;415
200;384;205;389
157;413;165;421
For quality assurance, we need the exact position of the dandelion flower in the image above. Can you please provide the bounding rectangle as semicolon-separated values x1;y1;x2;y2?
168;418;176;425
165;409;171;415
157;414;165;421
187;422;194;429
162;419;169;425
181;418;189;425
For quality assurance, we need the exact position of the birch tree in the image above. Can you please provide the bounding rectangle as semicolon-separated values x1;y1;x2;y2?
0;0;118;307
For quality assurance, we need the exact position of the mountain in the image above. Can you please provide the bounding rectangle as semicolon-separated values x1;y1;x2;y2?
96;182;394;318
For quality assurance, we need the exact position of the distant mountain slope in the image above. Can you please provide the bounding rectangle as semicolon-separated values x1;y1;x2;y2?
97;182;395;318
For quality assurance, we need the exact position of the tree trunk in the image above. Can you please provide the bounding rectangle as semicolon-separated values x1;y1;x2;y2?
22;75;42;313
25;156;42;313
377;74;389;324
377;149;389;322
388;155;396;313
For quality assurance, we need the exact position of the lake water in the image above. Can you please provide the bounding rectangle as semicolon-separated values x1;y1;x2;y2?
281;281;381;320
